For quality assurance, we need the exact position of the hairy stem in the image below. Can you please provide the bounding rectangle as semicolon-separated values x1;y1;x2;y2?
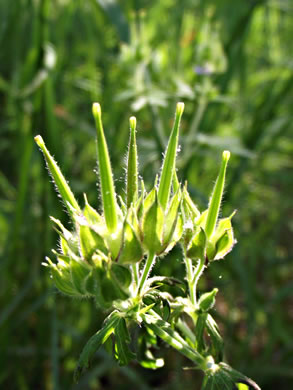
137;252;156;295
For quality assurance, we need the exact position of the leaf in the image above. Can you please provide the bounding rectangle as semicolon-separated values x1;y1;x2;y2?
74;311;120;382
135;327;164;370
202;363;261;390
195;313;207;353
114;318;136;365
206;314;223;360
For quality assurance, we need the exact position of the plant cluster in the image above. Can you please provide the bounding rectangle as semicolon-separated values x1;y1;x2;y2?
35;103;260;389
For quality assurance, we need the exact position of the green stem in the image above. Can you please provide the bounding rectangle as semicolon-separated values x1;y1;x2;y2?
137;252;156;294
142;312;205;368
192;256;206;305
132;263;139;289
185;255;196;305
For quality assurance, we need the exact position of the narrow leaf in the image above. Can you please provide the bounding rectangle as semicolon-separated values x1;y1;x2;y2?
74;311;120;382
114;318;136;365
195;313;207;352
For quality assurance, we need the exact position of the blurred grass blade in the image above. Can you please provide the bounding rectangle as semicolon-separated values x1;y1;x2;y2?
92;103;118;232
158;102;184;210
34;135;81;216
126;116;138;208
205;151;230;238
95;0;129;43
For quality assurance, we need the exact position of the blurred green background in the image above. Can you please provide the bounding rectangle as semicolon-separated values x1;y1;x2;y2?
1;0;292;389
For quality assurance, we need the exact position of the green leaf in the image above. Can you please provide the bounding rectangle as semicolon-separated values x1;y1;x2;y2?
118;220;143;264
206;314;223;360
136;327;164;370
158;102;184;210
202;363;261;390
195;313;207;352
34;135;81;217
142;191;164;254
114;318;136;365
74;311;120;382
126;116;139;209
92;103;118;232
205;151;230;239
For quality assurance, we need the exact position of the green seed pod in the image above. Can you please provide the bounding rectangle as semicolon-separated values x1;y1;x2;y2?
92;103;119;232
205;151;230;239
34;136;81;217
126;116;139;209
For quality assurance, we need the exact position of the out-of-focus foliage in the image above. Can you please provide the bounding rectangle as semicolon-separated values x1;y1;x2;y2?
0;0;292;389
